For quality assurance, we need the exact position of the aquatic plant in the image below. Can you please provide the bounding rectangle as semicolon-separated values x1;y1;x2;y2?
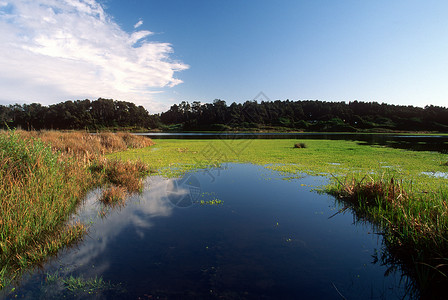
195;199;223;205
327;172;448;296
41;271;123;298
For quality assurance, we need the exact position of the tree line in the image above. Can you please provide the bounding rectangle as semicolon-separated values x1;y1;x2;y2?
160;99;448;132
1;98;447;132
0;98;158;130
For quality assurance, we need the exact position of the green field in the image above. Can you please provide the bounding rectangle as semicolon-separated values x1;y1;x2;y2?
109;138;447;179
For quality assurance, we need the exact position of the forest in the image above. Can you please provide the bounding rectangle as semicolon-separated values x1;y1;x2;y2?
0;98;158;130
1;98;447;132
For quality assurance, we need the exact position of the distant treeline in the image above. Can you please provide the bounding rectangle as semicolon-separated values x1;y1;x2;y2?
0;98;158;130
1;98;448;132
160;99;448;132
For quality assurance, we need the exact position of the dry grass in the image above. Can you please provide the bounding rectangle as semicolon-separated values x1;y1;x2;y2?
99;186;128;207
0;130;154;288
16;130;154;161
91;158;149;192
294;142;307;149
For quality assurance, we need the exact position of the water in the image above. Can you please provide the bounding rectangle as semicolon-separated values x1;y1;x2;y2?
137;132;448;153
5;164;410;299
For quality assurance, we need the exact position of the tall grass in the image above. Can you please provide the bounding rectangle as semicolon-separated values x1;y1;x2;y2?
0;130;153;289
17;130;154;160
327;173;448;297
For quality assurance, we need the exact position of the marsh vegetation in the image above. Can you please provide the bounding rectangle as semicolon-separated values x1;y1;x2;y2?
0;130;153;288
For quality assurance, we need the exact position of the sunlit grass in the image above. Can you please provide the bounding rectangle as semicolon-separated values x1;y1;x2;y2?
0;130;153;289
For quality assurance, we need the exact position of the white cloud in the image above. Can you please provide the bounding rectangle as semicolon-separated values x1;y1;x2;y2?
0;0;188;112
134;19;143;29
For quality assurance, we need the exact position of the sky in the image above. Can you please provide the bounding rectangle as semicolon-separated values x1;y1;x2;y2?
0;0;447;113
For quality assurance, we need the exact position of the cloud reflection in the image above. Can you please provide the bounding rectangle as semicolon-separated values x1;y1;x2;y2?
55;175;184;278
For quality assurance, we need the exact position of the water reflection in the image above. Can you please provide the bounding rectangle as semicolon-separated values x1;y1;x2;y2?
51;178;177;280
8;164;411;299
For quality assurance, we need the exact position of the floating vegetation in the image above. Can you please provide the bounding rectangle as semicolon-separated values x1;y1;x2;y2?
194;192;223;205
195;199;223;205
38;271;124;298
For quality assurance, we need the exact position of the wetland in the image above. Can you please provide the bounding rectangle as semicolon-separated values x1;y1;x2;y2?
1;132;448;299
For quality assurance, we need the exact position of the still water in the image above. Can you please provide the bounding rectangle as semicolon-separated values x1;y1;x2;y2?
6;164;410;299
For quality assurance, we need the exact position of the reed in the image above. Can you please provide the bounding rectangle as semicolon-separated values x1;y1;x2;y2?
15;130;154;160
99;186;128;207
0;130;153;289
327;173;448;295
91;158;150;192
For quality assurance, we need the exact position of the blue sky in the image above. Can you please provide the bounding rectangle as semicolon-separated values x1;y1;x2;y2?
1;0;447;113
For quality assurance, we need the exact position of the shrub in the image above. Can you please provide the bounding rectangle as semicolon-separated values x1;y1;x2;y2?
294;143;307;149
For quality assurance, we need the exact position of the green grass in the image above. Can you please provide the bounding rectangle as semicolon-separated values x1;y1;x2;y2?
44;272;121;296
110;138;448;296
0;132;93;289
0;130;153;289
109;139;447;179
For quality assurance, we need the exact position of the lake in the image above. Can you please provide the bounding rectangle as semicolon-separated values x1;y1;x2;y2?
4;163;411;299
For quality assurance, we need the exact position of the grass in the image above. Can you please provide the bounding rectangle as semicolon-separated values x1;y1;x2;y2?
0;130;153;289
110;139;448;178
110;138;448;296
45;272;121;295
294;142;307;148
327;173;448;297
6;271;127;298
99;185;128;207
